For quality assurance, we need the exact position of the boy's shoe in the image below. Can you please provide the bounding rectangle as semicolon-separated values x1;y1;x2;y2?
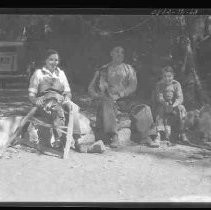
52;139;62;149
152;133;161;147
144;135;160;148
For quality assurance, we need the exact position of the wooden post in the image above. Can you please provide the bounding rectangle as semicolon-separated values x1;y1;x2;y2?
63;101;74;159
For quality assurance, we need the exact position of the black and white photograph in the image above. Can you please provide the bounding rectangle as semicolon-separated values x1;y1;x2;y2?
0;8;211;204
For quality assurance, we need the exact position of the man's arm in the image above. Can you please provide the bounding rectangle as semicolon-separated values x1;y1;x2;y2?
88;71;99;97
124;65;137;97
88;70;106;99
28;70;45;106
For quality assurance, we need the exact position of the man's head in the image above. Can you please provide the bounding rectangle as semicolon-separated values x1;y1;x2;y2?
110;46;125;64
162;66;175;85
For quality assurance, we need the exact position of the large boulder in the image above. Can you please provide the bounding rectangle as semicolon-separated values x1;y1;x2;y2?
184;105;211;142
198;105;211;140
0;116;23;148
130;104;154;141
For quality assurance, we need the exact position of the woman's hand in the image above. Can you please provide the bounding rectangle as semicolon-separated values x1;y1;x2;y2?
35;96;45;107
29;93;44;107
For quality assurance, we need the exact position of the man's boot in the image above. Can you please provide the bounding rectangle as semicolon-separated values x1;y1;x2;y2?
110;134;119;148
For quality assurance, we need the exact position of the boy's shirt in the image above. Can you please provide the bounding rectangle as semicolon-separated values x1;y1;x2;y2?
28;67;71;96
155;79;184;106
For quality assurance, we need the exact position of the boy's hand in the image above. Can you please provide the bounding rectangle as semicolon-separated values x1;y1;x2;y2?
164;104;174;113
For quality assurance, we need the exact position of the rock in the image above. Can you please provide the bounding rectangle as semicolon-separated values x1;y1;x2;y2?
184;109;200;130
118;128;131;145
78;112;92;135
130;104;154;139
87;140;106;153
198;105;211;139
185;105;211;143
78;133;95;145
117;119;131;129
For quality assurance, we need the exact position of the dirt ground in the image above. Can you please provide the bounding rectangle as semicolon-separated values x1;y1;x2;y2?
0;89;211;203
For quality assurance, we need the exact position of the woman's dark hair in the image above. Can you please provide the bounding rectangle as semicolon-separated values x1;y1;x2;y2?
44;49;60;61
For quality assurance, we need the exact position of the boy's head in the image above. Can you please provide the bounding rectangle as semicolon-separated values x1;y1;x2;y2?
110;46;125;64
162;66;174;85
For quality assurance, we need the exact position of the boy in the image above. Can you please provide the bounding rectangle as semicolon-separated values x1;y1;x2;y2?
155;66;190;144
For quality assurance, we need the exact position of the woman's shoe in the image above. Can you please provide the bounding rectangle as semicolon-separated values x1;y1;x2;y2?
52;139;62;149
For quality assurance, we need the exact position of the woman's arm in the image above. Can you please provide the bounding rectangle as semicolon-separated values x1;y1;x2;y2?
28;69;45;106
29;92;45;106
60;70;72;101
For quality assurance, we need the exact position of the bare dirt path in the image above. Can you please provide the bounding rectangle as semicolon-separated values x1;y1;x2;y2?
0;89;211;202
0;143;211;202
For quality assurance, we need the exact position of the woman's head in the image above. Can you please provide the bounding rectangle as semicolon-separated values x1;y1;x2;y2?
110;46;125;64
162;66;175;85
44;49;60;71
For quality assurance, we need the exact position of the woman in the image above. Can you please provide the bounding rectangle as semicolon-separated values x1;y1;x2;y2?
28;49;82;150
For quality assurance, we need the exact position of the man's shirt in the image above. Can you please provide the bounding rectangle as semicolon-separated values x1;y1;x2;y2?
99;63;137;100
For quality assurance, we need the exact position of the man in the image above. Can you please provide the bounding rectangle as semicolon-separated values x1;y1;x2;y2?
88;46;156;148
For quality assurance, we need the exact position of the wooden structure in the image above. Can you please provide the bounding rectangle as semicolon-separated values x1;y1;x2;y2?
0;41;28;88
